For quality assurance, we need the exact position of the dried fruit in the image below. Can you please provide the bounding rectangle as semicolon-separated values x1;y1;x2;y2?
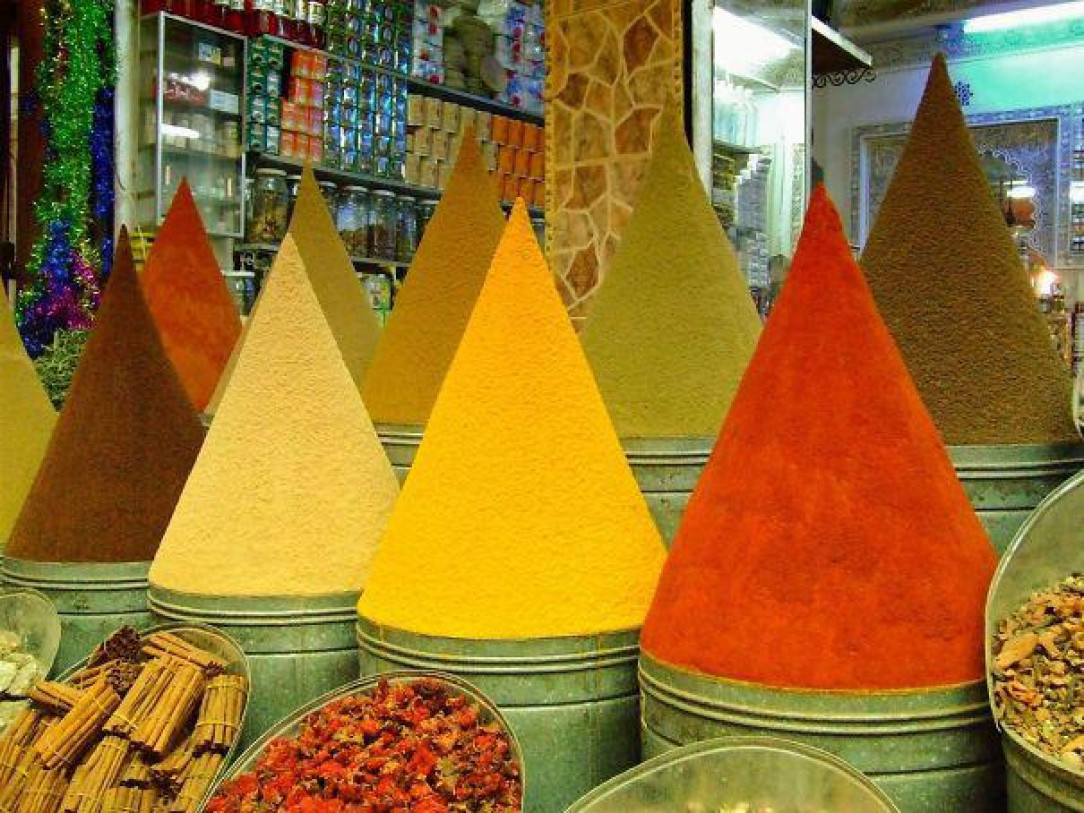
208;678;522;812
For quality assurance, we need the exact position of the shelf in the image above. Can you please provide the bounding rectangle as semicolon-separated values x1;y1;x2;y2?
405;77;544;126
811;18;872;77
238;242;410;270
151;144;243;163
713;140;760;156
250;151;440;199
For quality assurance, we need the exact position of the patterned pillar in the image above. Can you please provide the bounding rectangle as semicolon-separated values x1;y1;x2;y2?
546;0;684;326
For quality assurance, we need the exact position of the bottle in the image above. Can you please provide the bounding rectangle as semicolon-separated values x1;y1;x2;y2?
308;0;326;49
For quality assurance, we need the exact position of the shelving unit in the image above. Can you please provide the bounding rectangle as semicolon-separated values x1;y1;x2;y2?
405;77;543;126
811;18;872;78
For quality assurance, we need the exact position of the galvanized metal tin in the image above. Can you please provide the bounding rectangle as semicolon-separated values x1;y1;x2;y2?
149;586;359;751
375;423;424;484
568;735;898;812
357;617;640;813
949;442;1084;554
58;621;251;806
623;437;713;547
639;653;1002;812
986;467;1084;811
211;671;525;802
0;558;154;675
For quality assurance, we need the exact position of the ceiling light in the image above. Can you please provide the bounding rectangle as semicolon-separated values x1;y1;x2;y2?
963;1;1084;33
713;7;798;75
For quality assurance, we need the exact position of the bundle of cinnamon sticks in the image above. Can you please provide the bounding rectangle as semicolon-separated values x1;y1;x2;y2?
0;626;248;813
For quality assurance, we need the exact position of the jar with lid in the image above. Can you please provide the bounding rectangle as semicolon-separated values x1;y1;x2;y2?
369;190;398;260
318;181;340;222
286;174;303;223
336;185;371;257
396;196;418;262
246;168;289;244
416;199;438;243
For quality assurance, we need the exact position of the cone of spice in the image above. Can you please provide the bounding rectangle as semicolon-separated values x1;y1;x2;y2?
362;129;505;426
861;54;1078;446
360;202;666;638
141;181;242;413
581;104;761;439
5;230;204;564
0;301;55;551
150;235;399;597
0;626;248;813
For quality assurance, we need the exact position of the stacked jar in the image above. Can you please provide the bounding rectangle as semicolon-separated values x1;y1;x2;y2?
336;185;371;257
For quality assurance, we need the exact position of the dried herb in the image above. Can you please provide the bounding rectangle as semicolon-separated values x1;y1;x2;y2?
208;677;522;812
992;574;1084;769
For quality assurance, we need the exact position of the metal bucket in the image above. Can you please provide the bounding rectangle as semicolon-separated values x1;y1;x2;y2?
57;621;251;806
640;653;1003;812
568;735;898;812
985;467;1084;811
149;587;359;751
949;442;1084;554
209;671;525;803
357;617;640;813
375;423;424;484
623;437;713;546
0;558;154;675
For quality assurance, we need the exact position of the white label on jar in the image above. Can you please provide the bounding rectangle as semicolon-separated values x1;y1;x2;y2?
209;90;240;114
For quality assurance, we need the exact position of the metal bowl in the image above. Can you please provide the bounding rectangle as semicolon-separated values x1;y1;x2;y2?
567;736;899;812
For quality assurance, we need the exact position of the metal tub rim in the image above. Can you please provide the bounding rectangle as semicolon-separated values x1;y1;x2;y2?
374;423;425;442
984;466;1084;791
211;670;526;799
622;436;715;464
148;585;358;627
1;558;150;591
57;620;252;810
640;653;990;735
948;441;1084;477
357;617;640;674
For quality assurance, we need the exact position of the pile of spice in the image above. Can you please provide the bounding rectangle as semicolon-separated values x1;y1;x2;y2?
581;105;762;439
151;236;399;597
991;574;1084;769
0;628;47;732
141;181;242;413
359;203;666;639
0;303;55;550
861;54;1078;445
207;677;521;811
6;231;205;564
641;188;997;690
362;129;506;426
0;626;247;812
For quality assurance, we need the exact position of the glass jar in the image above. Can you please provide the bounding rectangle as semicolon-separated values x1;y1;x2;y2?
416;199;438;244
369;189;398;260
318;181;340;222
246;168;289;244
396;195;418;262
286;173;302;223
336;185;371;257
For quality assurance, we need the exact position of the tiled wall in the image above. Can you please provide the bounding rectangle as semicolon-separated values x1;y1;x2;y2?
546;0;683;325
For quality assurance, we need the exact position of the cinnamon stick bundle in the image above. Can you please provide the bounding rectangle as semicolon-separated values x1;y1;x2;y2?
0;746;38;811
2;705;44;745
130;659;204;756
18;761;70;813
169;751;223;813
141;633;226;674
150;731;194;793
193;674;247;753
61;735;129;812
29;682;85;714
101;786;158;813
118;751;154;788
35;680;121;769
104;658;169;737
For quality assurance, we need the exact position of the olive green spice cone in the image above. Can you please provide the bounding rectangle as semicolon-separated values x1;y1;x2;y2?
581;105;761;439
860;54;1079;446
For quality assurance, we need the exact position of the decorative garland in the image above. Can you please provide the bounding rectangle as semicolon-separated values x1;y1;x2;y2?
17;0;115;357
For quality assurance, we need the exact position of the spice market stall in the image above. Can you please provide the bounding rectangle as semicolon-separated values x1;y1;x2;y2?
861;55;1084;551
639;188;1002;811
987;467;1084;810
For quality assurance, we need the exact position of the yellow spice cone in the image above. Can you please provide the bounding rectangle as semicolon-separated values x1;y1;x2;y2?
359;202;667;639
581;104;762;438
151;236;400;596
0;303;56;547
362;128;506;425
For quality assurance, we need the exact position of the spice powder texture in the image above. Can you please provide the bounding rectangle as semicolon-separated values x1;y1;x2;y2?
362;129;506;426
289;165;382;390
150;236;399;597
141;180;241;412
359;203;667;639
861;54;1078;446
0;302;55;548
8;230;204;563
581;105;761;439
641;188;998;690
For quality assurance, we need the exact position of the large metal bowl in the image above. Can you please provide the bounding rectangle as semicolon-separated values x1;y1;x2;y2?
567;736;898;812
210;671;525;800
